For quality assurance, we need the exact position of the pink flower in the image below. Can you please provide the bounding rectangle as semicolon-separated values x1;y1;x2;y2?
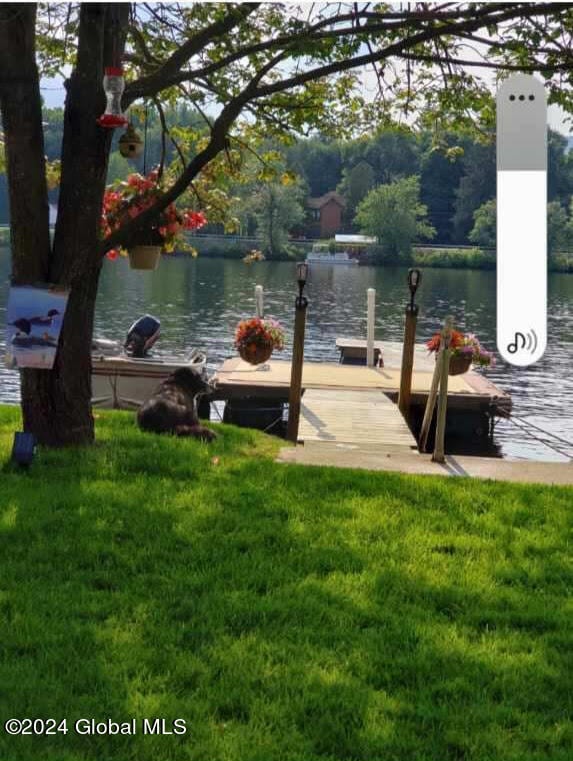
101;168;207;255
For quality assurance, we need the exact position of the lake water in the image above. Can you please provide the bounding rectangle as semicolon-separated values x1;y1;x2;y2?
1;248;572;461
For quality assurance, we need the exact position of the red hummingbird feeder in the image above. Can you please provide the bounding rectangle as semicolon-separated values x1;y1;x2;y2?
97;66;128;128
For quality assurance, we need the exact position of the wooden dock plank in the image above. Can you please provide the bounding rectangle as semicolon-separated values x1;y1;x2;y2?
337;338;437;371
298;388;418;449
212;357;512;417
215;358;474;393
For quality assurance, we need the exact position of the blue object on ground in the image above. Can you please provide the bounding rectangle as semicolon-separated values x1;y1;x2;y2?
12;431;36;466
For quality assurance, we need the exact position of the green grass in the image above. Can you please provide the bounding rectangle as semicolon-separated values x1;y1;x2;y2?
0;405;571;761
411;247;573;273
412;247;497;270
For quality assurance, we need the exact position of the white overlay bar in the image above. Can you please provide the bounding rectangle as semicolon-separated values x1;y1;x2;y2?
497;170;547;366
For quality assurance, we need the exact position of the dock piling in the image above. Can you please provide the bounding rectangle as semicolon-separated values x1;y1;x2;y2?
255;285;264;317
367;288;375;367
287;263;309;443
419;316;453;453
432;317;453;463
398;269;421;420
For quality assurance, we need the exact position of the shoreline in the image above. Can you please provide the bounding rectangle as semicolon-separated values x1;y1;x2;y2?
1;234;571;272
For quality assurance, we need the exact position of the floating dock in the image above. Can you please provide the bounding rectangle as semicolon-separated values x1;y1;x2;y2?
213;355;510;413
212;346;511;444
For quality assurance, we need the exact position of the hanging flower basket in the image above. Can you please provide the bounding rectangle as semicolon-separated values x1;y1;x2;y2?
102;168;207;264
447;353;473;376
128;245;161;270
427;328;495;376
234;317;285;366
238;340;274;366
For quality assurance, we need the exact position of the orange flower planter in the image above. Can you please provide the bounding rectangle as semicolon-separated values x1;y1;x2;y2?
128;245;161;270
238;341;273;365
448;354;472;375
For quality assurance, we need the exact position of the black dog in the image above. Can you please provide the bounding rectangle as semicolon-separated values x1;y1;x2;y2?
137;367;216;441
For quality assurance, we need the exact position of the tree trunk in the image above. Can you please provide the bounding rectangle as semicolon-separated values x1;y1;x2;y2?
20;265;103;446
0;5;51;284
1;3;129;446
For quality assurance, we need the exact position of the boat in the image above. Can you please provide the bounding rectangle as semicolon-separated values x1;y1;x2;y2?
91;315;208;409
306;243;358;265
91;350;207;410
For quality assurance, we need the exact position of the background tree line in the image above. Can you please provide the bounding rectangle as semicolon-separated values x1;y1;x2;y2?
8;108;571;258
286;129;573;245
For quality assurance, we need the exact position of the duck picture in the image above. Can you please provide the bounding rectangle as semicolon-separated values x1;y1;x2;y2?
6;285;68;370
30;308;60;326
9;309;60;335
12;332;58;349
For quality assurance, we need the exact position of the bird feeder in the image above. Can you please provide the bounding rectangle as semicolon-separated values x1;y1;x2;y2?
97;67;128;128
119;123;144;158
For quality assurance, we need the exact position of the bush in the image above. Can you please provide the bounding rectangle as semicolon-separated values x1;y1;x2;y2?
550;252;573;272
183;234;310;261
412;247;496;269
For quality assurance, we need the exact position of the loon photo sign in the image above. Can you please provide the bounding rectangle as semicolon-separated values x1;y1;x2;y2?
5;285;69;370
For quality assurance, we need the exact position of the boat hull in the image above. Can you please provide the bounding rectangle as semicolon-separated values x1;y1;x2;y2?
91;350;207;409
306;256;358;265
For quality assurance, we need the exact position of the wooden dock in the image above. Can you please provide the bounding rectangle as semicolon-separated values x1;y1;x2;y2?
299;389;418;450
212;356;511;418
336;338;434;370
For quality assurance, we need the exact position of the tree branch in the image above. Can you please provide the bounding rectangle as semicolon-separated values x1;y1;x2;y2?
103;1;573;256
101;49;284;256
126;3;260;102
250;3;573;101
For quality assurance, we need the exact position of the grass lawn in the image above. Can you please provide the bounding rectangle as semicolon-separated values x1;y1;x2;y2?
0;405;571;761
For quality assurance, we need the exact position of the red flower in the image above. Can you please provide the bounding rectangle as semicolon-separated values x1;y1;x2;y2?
101;168;207;260
426;329;465;353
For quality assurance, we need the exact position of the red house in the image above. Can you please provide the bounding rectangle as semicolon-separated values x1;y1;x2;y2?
306;191;345;238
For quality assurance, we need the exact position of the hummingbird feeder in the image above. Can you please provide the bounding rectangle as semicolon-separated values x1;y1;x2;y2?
97;66;128;129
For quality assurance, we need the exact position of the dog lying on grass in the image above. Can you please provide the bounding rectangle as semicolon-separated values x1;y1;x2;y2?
137;367;216;441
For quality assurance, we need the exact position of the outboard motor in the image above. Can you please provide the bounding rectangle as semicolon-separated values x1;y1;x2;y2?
124;315;161;358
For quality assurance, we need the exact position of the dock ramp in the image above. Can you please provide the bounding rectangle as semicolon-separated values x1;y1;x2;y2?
298;389;418;452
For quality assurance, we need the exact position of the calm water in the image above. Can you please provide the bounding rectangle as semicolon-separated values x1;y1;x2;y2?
1;248;572;461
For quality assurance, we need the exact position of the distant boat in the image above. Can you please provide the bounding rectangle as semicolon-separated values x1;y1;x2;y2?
306;244;358;266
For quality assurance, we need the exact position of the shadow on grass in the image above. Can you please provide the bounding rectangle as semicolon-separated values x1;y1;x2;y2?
0;408;571;761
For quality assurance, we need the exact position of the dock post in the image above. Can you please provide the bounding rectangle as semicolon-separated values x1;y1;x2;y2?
287;263;308;443
432;317;453;463
255;285;264;318
419;316;452;453
367;288;375;367
398;269;421;420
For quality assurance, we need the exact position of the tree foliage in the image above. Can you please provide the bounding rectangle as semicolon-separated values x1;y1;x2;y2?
251;181;305;257
469;197;573;254
286;139;342;197
3;1;573;445
337;161;376;225
548;200;573;254
355;176;436;260
469;199;497;249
